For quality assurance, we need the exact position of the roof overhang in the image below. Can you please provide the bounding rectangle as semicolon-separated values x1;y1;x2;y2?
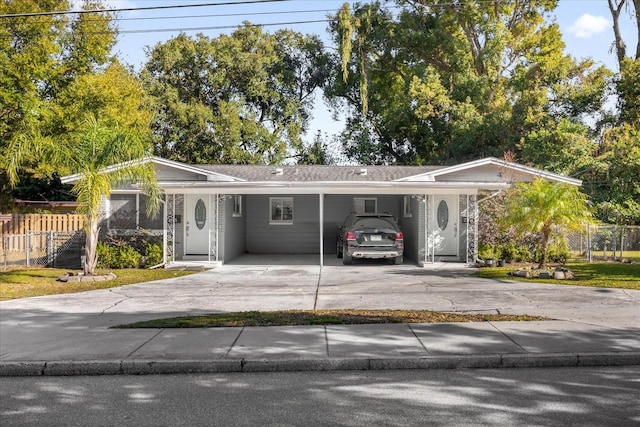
61;156;242;184
398;157;582;186
157;180;513;195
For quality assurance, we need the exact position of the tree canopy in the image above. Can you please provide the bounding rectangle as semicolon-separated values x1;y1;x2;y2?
0;0;118;210
141;24;332;165
327;0;609;167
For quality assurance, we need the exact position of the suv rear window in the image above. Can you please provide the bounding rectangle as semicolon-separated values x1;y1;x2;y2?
352;217;397;230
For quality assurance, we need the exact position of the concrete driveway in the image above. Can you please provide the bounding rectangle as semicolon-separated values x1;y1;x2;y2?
1;255;639;365
1;254;639;329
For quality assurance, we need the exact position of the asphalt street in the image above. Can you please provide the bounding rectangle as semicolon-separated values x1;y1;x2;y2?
2;367;639;426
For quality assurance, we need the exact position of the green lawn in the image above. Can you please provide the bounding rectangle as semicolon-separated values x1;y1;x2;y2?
116;310;545;328
474;262;640;290
574;250;640;262
0;268;194;300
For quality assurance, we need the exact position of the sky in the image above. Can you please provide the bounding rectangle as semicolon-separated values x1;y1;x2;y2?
91;0;638;142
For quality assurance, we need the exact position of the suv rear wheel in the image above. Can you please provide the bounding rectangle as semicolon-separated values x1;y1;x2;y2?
394;255;403;265
342;246;352;265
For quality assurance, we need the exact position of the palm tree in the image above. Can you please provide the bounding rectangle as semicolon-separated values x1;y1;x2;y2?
499;178;594;268
7;116;161;275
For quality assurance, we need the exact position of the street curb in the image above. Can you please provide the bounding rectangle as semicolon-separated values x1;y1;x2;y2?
2;352;639;376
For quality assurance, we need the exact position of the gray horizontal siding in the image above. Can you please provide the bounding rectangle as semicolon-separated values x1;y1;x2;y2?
223;195;246;262
246;195;320;254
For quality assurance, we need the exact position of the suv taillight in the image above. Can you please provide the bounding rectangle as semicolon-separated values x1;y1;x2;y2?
346;231;356;241
395;232;403;241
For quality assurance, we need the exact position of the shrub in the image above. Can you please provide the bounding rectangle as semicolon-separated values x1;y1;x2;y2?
96;242;142;269
97;231;163;269
478;243;495;259
143;243;163;267
495;242;534;263
113;246;142;268
516;245;533;262
96;241;113;269
547;238;571;264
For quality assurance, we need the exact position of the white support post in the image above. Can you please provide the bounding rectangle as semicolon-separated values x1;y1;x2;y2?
424;193;428;266
319;193;324;267
163;195;168;266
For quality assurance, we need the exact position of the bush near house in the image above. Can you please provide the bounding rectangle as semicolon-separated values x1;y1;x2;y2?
96;231;163;269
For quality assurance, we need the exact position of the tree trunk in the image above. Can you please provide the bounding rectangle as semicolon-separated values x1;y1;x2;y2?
608;0;627;69
538;228;550;269
634;0;640;58
83;216;100;276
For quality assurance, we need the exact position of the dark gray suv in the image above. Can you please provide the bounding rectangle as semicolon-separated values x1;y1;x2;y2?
337;213;404;265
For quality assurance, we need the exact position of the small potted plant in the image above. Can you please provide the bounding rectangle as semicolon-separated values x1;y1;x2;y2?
478;244;495;267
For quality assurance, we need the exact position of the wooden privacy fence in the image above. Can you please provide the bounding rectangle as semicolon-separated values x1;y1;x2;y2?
0;214;85;235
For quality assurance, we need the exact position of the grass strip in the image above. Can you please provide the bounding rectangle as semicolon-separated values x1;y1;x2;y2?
474;262;640;290
0;268;195;300
115;309;545;328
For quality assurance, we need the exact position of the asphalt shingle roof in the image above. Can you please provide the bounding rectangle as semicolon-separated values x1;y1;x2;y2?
198;164;443;182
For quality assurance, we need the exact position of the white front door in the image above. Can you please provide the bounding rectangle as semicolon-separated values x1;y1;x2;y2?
186;194;210;255
434;195;458;257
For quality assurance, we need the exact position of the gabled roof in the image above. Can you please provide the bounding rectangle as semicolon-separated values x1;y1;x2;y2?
198;164;443;182
61;156;242;184
61;156;581;193
397;157;582;185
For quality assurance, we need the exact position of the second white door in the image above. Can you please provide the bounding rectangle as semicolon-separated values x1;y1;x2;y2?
186;195;210;255
434;195;458;257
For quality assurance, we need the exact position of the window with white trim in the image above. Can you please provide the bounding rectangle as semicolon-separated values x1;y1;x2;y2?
403;196;412;217
108;194;163;230
270;197;293;224
233;195;243;217
353;197;377;214
108;194;136;229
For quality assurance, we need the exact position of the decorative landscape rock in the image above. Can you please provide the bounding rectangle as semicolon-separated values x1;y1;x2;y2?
554;267;575;279
509;267;575;280
58;272;117;283
510;269;531;278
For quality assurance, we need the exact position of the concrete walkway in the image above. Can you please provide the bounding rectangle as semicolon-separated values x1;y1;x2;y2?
1;258;639;375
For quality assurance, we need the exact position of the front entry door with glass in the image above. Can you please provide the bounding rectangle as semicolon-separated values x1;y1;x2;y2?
186;194;210;255
434;195;458;257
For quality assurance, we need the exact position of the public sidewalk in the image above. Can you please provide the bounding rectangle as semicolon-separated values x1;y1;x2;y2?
1;320;639;376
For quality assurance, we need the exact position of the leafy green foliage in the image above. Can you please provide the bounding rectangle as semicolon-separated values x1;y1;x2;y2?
499;179;594;268
0;0;117;209
96;241;141;269
141;25;332;165
143;243;163;268
96;232;163;269
328;0;609;166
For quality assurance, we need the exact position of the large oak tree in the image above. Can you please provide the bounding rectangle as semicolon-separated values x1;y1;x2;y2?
141;24;332;165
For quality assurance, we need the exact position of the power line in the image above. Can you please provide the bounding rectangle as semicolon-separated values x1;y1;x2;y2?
116;19;329;35
0;0;292;18
104;8;340;23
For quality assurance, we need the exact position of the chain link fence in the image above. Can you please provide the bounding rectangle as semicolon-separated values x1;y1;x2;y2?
1;231;85;270
567;225;640;262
